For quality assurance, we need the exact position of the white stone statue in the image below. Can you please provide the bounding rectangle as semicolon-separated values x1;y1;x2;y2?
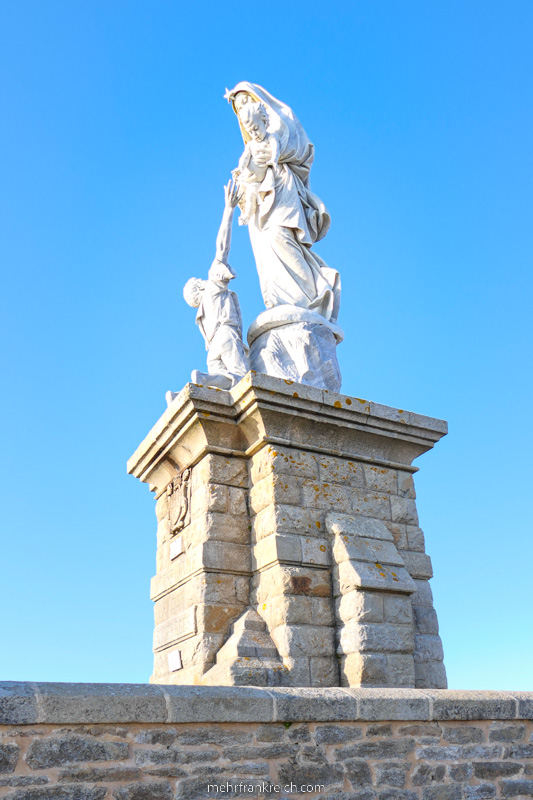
232;102;280;227
167;182;249;403
225;82;343;391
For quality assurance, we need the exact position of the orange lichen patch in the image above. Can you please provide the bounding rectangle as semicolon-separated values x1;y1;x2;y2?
293;392;299;398
356;398;367;404
284;379;294;385
319;545;326;552
398;409;404;414
202;411;211;416
334;400;342;408
315;521;321;529
375;563;383;569
345;398;352;405
379;572;386;577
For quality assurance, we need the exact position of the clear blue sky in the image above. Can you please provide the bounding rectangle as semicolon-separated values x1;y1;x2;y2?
1;1;531;689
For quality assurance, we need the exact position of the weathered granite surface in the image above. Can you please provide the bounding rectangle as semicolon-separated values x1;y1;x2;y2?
128;373;448;689
1;684;532;799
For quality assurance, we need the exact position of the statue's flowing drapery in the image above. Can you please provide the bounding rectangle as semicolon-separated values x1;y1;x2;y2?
226;82;341;323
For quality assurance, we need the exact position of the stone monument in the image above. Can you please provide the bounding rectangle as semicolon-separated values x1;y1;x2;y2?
128;83;447;690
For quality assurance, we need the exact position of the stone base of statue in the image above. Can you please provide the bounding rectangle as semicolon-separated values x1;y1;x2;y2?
128;372;447;689
248;306;343;392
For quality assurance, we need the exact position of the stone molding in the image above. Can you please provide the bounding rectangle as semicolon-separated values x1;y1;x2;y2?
2;683;532;725
127;373;447;498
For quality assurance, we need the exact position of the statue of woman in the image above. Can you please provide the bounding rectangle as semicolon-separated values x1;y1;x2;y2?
225;82;341;324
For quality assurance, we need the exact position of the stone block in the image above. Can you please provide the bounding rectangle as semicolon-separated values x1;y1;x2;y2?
489;723;526;742
402;551;433;580
387;654;415;687
413;605;439;635
339;622;414;655
197;603;246;635
25;734;129;769
58;766;141;783
254;565;332;601
227;486;248;516
32;683;168;724
250;445;319;482
351;488;392;520
269;687;358;721
473;761;523;778
425;690;517;720
411;579;434;606
500;780;533;797
10;787;108;799
336;590;384;624
448;763;473;781
397;471;416;498
339;737;416;759
442;725;484;743
384;595;413;624
375;761;410;787
192;454;248;489
414;634;444;662
302;480;353;513
390;496;419;525
363;465;397;494
0;682;38;725
113;782;173;800
314;725;363;744
268;595;334;628
464;786;496;800
412;765;446;785
183;512;250;547
272;624;335;658
190;483;228;516
0;743;19;773
319;456;365;487
344;759;373;787
335;560;416;596
353;688;430;720
310;656;339;687
333;534;405;566
249;473;302;514
163;686;274;723
326;513;393;541
422;786;462;800
340;653;387;687
406;525;425;551
253;503;325;540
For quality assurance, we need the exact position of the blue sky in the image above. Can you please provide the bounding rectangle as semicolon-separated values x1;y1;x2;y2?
1;0;531;689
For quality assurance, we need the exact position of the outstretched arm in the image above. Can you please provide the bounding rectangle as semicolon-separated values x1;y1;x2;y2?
215;179;240;263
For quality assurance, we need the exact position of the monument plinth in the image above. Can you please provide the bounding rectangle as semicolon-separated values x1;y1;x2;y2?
128;372;447;689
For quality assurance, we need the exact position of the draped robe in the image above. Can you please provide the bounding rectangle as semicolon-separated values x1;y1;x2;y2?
226;82;341;323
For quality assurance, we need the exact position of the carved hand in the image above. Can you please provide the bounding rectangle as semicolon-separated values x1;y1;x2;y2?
224;178;240;209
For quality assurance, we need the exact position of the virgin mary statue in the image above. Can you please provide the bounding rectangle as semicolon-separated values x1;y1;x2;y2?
225;82;341;324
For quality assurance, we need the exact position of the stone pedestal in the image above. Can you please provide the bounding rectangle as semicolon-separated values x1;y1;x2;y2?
128;372;447;688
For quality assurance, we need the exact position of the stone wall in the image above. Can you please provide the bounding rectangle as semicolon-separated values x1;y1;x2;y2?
1;683;532;799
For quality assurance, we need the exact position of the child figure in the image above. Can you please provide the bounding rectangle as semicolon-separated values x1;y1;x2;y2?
183;260;248;390
167;180;249;400
232;102;280;225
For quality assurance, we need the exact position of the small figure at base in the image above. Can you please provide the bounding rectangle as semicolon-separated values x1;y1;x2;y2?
167;180;249;403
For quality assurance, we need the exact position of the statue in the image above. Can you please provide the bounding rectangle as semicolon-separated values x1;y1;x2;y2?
166;181;249;403
225;82;341;322
225;82;343;391
232;102;280;227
